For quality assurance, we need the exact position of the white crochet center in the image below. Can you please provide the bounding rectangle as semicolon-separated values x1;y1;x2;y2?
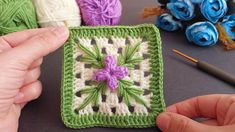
72;36;153;116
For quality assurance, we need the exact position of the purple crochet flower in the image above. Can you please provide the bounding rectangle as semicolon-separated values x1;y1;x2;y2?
93;56;129;90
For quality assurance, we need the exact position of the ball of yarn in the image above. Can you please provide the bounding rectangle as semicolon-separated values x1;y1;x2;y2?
0;0;38;35
77;0;122;26
33;0;81;27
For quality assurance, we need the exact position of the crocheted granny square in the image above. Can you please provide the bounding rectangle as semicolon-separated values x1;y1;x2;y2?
61;24;165;129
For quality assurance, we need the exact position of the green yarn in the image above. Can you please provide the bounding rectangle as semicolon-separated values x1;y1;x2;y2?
0;0;38;35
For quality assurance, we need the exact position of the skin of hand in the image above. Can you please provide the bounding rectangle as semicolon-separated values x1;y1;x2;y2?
0;27;69;132
157;94;235;132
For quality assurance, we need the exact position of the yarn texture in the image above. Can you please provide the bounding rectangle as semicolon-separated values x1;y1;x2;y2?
186;22;218;46
144;0;235;49
77;0;122;26
61;24;165;129
0;0;38;35
167;0;195;21
200;0;228;24
33;0;81;27
221;14;235;40
156;13;183;31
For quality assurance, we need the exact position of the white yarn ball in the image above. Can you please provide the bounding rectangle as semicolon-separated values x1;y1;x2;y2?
33;0;81;27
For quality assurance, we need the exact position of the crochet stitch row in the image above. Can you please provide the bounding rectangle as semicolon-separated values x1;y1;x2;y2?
61;24;165;128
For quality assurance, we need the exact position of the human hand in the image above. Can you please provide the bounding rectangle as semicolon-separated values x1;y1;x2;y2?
0;27;69;132
157;94;235;132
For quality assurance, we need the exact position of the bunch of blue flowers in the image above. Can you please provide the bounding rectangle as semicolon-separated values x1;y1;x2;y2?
144;0;235;49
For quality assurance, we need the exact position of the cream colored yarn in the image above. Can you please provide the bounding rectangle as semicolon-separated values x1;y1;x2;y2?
33;0;81;27
73;36;152;115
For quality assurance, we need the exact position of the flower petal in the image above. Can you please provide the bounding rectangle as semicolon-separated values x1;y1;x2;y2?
167;0;195;21
93;69;109;82
157;13;183;31
107;76;118;90
185;21;218;46
104;55;117;71
112;66;129;79
200;0;228;23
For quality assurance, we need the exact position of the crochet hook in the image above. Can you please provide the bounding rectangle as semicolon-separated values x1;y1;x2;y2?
173;49;235;86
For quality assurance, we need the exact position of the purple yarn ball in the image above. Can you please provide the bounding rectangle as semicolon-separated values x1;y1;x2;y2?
77;0;122;26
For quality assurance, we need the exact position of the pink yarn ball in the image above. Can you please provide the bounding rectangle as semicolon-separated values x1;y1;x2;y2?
77;0;122;26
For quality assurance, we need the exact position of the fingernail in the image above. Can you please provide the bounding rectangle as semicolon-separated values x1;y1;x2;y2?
157;113;170;131
14;92;24;102
52;27;69;38
166;105;177;113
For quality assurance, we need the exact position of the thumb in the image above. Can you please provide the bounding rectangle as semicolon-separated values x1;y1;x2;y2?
5;27;69;69
156;112;219;132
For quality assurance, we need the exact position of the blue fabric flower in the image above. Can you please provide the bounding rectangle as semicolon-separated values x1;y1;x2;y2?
170;0;203;4
221;14;235;40
167;0;195;21
190;0;203;4
156;13;183;31
186;22;218;46
170;0;180;2
200;0;228;23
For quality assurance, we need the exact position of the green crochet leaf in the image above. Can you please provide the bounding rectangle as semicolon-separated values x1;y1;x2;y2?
126;88;147;108
118;42;143;69
78;82;107;110
118;79;147;107
80;56;97;63
118;54;125;66
80;87;96;94
77;89;98;110
123;91;131;107
93;44;102;61
126;42;141;60
126;57;144;64
119;79;134;86
78;44;96;59
78;44;104;68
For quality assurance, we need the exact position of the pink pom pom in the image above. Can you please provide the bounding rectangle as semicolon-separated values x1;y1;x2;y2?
76;0;122;26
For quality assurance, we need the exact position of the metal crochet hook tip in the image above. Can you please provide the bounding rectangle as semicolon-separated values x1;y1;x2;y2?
172;49;198;63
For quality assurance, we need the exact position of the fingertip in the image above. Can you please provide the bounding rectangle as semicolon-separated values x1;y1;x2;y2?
14;92;25;103
29;58;43;69
51;26;69;43
157;112;171;131
30;81;42;99
14;81;42;104
24;67;41;85
166;105;178;113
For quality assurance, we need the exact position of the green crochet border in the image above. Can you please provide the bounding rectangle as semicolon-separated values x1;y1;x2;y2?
61;24;165;129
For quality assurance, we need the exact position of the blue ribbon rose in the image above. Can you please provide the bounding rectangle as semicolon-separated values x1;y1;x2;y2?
156;13;183;31
190;0;203;4
167;0;195;21
170;0;203;4
200;0;228;23
186;21;219;46
221;14;235;40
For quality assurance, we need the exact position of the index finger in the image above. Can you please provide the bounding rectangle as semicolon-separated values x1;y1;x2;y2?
1;28;51;48
5;27;69;68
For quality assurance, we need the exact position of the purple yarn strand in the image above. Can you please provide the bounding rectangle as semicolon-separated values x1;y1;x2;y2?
93;56;129;90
